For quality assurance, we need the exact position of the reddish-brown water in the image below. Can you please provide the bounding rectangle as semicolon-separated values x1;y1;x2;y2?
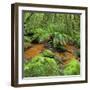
24;44;45;60
54;45;76;64
24;44;79;63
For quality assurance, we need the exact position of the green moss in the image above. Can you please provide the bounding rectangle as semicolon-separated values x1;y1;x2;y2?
42;49;54;58
24;54;61;77
64;58;80;75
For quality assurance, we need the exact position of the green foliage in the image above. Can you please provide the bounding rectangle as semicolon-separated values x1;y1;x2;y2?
24;12;80;77
24;42;31;50
32;28;50;43
24;49;80;77
64;58;80;75
23;12;80;77
41;49;54;58
24;54;61;77
24;12;80;48
73;34;80;48
52;32;70;47
24;36;31;43
24;36;32;49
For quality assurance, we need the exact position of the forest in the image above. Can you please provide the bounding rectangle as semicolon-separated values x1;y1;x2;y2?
23;11;80;77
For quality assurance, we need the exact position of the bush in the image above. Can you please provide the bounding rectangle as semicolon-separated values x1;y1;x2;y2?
64;58;80;75
24;54;61;77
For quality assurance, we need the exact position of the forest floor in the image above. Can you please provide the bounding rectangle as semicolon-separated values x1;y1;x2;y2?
24;43;80;64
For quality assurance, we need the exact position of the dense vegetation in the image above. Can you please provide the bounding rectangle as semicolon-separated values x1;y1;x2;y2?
24;50;80;77
23;12;80;77
24;50;61;77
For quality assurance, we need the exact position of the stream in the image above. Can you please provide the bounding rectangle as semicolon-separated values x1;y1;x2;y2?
24;43;79;64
